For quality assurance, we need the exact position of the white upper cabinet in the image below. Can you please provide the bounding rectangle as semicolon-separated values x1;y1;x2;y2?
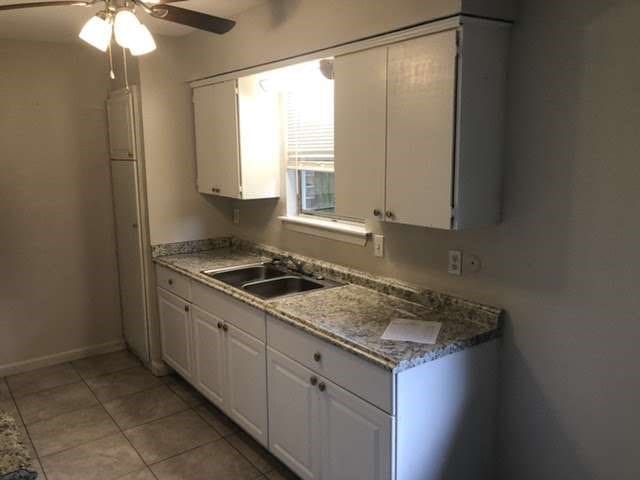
386;31;457;228
334;47;387;222
107;88;136;160
192;74;280;200
334;20;510;229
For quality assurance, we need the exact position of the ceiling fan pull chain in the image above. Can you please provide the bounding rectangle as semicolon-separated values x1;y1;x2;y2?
108;42;115;80
122;47;130;91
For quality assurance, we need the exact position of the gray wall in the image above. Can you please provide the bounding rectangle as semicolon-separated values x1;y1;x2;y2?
173;0;640;478
138;35;233;245
0;39;124;373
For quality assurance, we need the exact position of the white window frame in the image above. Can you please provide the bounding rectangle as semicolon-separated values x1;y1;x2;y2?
279;68;369;245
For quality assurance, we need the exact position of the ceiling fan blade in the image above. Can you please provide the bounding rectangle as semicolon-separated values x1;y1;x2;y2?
0;1;94;11
149;4;235;34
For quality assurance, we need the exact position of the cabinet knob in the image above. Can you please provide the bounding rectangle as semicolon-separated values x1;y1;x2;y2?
373;209;381;217
132;223;138;229
313;352;321;362
184;305;189;312
168;279;173;286
385;211;394;219
222;323;229;332
318;382;326;392
310;376;318;386
217;321;223;329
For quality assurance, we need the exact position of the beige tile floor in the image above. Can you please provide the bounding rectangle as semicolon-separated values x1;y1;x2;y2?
0;350;300;480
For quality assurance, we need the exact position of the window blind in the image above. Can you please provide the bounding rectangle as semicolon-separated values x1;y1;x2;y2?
285;80;334;172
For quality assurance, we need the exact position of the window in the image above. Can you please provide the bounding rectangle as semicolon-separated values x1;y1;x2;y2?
262;59;368;244
284;62;337;218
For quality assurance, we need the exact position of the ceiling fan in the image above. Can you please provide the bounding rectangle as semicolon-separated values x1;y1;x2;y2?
0;1;236;55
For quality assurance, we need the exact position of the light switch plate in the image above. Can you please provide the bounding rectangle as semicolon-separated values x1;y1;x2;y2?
448;250;462;275
373;234;384;257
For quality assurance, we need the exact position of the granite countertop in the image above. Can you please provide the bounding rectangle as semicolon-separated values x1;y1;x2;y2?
153;242;502;373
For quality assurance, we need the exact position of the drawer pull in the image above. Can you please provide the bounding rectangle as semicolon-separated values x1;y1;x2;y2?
222;323;229;332
310;376;318;386
318;382;326;392
313;352;322;362
168;279;173;286
184;305;189;312
217;321;223;329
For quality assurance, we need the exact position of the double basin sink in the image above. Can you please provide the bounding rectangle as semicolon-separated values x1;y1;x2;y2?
201;262;342;300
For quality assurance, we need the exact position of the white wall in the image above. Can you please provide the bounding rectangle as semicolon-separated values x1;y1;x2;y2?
169;1;640;478
0;39;124;372
137;36;232;245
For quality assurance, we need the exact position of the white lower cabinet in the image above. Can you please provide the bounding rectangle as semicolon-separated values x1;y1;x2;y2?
157;268;498;480
190;306;269;447
320;379;392;480
267;348;321;480
192;306;226;409
225;323;268;446
157;288;193;380
267;347;392;480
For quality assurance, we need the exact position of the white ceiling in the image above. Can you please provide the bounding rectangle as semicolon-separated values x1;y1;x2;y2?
0;0;265;43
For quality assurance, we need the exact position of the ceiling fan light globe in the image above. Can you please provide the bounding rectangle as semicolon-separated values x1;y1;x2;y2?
114;9;141;49
78;15;112;52
130;24;157;56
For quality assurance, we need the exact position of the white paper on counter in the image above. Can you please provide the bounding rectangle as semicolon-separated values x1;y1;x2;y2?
381;319;442;344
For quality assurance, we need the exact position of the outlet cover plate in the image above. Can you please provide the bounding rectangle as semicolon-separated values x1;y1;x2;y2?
448;250;462;275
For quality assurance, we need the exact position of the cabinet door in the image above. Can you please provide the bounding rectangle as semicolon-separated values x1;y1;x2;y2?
320;378;392;480
225;323;268;446
111;161;148;362
267;348;321;480
157;288;192;380
386;30;458;229
334;47;387;221
192;306;226;409
107;89;136;160
193;81;241;198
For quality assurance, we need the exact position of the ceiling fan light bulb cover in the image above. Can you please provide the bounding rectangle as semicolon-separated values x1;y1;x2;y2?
114;9;141;48
78;15;112;52
130;24;157;56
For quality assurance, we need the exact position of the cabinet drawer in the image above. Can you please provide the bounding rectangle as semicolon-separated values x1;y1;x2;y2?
192;281;266;341
267;316;393;414
156;265;191;300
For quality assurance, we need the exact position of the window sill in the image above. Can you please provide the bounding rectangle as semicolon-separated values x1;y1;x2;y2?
278;215;370;246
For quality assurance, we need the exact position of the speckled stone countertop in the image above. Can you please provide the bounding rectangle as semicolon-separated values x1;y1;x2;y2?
153;239;502;372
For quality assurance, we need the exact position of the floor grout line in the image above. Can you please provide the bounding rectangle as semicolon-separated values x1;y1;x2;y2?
5;353;298;480
76;362;160;480
145;435;227;469
5;375;46;479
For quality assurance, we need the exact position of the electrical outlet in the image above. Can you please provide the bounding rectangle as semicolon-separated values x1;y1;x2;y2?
373;234;384;257
233;208;240;225
448;250;462;275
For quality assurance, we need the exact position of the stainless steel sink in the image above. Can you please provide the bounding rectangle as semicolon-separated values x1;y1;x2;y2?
242;276;325;299
202;263;287;287
201;262;342;299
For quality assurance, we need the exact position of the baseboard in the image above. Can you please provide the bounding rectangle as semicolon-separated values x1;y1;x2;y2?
150;360;172;377
0;339;127;377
